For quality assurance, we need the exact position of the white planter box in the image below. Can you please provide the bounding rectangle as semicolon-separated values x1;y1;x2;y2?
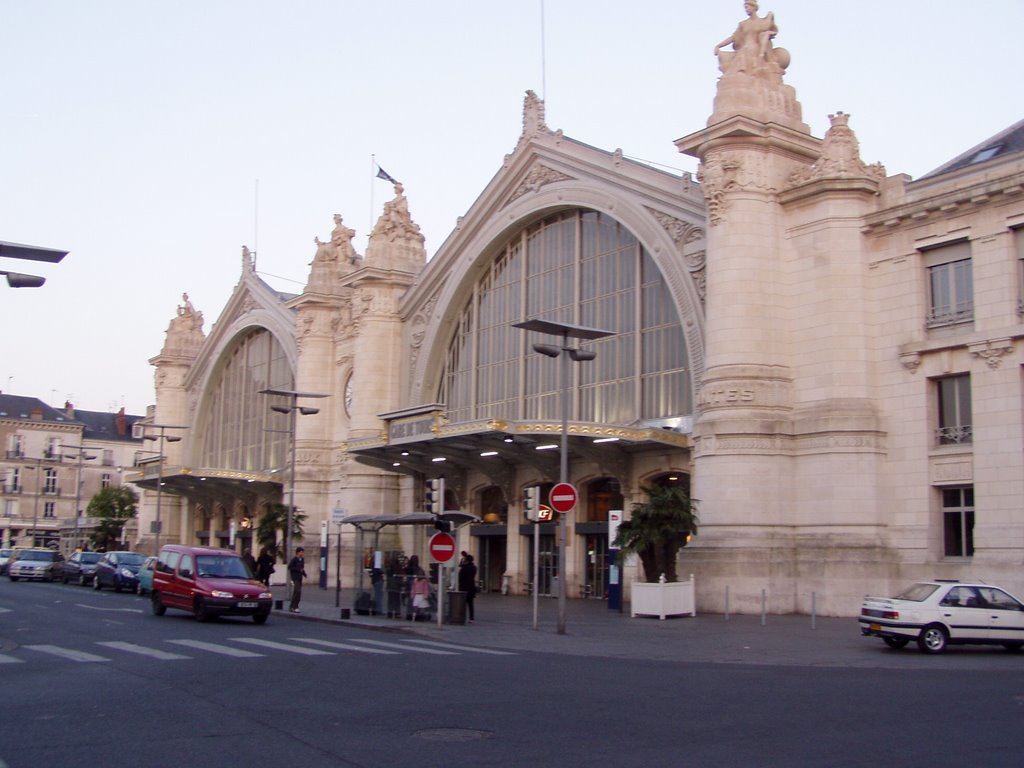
630;574;696;620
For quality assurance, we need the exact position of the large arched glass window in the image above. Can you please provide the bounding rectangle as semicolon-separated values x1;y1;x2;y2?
196;328;293;471
440;209;690;424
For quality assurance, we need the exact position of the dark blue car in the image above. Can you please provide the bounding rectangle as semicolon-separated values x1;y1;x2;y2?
93;551;147;593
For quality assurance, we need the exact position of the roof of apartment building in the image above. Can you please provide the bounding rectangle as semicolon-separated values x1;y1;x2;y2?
0;393;143;443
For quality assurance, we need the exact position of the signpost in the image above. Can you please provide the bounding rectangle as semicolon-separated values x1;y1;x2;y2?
550;482;577;513
429;531;457;629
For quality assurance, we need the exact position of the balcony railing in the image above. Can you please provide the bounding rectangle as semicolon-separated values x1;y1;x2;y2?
1;484;22;494
43;487;62;497
5;449;25;459
927;304;974;329
936;425;973;446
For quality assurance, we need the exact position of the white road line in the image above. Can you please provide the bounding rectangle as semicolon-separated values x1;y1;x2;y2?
167;639;264;658
77;604;144;614
290;638;400;655
24;644;109;663
97;641;191;660
229;638;335;656
0;607;11;614
349;639;459;655
0;653;24;664
400;639;517;655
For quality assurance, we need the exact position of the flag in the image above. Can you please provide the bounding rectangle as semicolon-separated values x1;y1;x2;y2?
376;165;397;184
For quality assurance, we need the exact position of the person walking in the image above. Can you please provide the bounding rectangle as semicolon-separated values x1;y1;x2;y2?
458;553;478;622
256;547;275;586
288;547;307;613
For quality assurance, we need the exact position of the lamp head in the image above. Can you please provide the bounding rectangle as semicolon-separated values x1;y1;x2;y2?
532;343;561;358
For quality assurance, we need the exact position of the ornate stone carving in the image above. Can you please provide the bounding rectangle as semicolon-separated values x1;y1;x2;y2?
709;2;804;130
697;153;740;225
369;183;424;247
159;292;206;359
899;352;922;372
714;0;789;82
646;207;707;304
968;338;1013;369
789;112;886;185
507;163;574;205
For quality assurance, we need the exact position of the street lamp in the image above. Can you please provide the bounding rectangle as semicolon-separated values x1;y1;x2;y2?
513;319;614;635
259;388;328;602
61;445;98;552
142;424;188;553
0;240;68;288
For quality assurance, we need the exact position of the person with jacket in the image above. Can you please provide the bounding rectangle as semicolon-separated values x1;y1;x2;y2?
288;547;307;613
458;553;478;622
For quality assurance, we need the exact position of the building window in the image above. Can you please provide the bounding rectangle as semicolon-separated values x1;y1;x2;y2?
924;241;973;328
7;434;24;459
3;499;14;518
935;374;972;445
45;437;61;459
942;486;974;557
44;468;58;495
9;468;21;493
43;501;56;519
101;473;111;489
195;328;294;472
440;209;692;424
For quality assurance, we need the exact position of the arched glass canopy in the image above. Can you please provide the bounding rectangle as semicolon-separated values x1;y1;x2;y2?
440;209;691;425
196;328;294;472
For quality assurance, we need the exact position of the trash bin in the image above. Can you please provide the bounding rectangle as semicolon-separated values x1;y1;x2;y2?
447;590;467;625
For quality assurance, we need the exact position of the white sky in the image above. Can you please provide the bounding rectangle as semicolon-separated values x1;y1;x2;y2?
2;0;1021;416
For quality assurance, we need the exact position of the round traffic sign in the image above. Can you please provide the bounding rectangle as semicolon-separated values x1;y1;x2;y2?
428;531;457;563
549;482;578;513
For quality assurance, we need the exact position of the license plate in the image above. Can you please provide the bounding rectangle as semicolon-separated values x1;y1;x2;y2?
237;601;257;608
870;623;881;631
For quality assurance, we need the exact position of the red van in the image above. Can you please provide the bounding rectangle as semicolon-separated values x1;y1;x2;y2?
151;544;272;624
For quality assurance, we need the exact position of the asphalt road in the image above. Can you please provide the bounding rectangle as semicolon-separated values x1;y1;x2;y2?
2;580;1023;767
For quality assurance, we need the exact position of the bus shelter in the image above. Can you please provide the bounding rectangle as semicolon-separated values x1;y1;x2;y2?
339;511;479;620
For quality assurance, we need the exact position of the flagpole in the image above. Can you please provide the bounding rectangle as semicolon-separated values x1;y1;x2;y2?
369;154;375;248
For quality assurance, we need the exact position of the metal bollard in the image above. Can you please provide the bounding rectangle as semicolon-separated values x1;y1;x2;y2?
724;585;730;621
811;592;816;630
760;589;766;626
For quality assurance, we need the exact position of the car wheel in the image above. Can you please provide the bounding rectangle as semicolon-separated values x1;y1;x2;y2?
253;611;270;625
883;636;910;650
194;597;211;622
136;582;143;596
151;592;166;616
79;574;87;586
62;574;69;584
917;624;949;654
1002;642;1023;652
9;576;18;582
93;577;101;590
113;578;122;593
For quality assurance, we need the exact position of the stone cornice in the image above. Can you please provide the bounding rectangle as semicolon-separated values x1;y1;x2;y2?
861;170;1024;236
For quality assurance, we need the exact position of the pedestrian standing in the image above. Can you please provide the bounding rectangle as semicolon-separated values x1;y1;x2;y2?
458;553;478;622
288;547;307;613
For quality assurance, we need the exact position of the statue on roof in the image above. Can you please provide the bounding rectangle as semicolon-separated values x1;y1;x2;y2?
371;182;424;245
160;291;205;358
714;1;789;82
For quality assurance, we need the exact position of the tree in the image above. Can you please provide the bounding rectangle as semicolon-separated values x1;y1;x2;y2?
612;484;699;583
256;503;307;562
86;486;139;551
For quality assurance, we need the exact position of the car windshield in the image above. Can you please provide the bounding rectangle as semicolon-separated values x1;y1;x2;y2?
81;553;102;563
0;549;11;557
195;555;251;579
895;583;940;602
20;551;57;562
118;553;147;566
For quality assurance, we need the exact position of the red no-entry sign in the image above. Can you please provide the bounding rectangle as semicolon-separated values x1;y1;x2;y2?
429;532;457;563
549;482;578;513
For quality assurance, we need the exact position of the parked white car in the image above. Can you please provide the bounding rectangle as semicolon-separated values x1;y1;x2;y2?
860;581;1024;654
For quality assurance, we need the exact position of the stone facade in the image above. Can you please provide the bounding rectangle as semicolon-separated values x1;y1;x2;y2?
134;4;1024;616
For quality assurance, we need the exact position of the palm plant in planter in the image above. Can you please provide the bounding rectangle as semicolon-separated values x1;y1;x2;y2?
613;484;698;583
256;503;307;563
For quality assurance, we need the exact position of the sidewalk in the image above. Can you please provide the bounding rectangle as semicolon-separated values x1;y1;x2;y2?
271;583;881;667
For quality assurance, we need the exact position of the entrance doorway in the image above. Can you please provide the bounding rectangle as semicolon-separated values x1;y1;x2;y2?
526;534;558;596
477;535;506;592
583;534;608;599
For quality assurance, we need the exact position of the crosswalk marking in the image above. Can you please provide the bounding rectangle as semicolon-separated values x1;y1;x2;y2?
290;638;400;655
349;639;459;655
24;644;109;663
97;641;191;660
167;639;264;658
230;638;335;656
0;653;24;664
401;639;517;655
